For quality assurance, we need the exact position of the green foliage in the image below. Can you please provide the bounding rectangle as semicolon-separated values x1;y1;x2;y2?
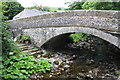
2;52;52;79
84;1;120;10
68;1;84;10
49;7;62;12
0;22;20;56
43;6;50;12
21;35;30;41
1;22;52;79
66;0;120;10
2;2;24;20
16;34;31;43
58;7;62;10
82;1;97;10
82;1;120;10
0;1;8;21
69;33;90;42
37;58;52;73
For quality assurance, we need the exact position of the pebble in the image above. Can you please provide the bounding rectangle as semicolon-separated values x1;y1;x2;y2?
37;55;41;58
105;73;111;77
69;61;73;63
61;68;64;71
89;70;92;74
86;74;93;79
41;75;44;78
78;73;85;77
117;76;120;80
64;65;70;68
49;75;52;77
101;76;105;79
66;60;70;64
54;65;59;69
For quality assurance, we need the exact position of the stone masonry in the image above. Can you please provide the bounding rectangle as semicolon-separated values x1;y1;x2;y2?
9;10;120;48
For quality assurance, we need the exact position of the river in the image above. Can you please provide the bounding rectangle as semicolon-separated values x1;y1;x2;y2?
30;36;120;80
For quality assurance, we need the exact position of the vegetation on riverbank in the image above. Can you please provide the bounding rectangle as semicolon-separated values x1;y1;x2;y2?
1;22;52;79
1;2;52;79
1;21;52;79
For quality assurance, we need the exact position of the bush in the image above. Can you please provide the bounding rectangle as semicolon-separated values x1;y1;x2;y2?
1;22;52;79
0;22;19;56
16;34;31;43
2;52;52;79
69;33;90;42
68;1;84;10
2;2;24;20
21;35;30;41
43;6;50;11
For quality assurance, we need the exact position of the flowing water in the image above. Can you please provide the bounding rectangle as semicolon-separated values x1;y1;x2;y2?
30;36;120;80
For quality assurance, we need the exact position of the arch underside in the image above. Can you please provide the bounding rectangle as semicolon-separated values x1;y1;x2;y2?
22;26;120;49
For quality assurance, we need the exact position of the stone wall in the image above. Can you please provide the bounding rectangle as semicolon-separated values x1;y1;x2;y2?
9;10;120;32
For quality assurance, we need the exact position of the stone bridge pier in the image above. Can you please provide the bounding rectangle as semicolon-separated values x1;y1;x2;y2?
9;10;120;49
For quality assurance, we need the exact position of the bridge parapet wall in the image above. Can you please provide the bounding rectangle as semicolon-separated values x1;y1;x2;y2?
9;10;120;32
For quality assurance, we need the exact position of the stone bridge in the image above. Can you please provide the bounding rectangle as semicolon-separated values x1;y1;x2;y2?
9;10;120;49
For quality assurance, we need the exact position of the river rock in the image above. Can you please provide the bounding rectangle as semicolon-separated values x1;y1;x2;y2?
117;76;120;80
54;61;59;65
30;75;37;79
64;64;70;69
37;55;41;58
89;70;93;74
49;75;52;77
78;73;86;78
41;49;47;56
86;74;93;79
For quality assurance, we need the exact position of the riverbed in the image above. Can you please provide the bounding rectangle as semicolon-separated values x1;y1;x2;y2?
30;36;120;80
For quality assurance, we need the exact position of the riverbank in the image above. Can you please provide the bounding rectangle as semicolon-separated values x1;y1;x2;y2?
18;36;120;80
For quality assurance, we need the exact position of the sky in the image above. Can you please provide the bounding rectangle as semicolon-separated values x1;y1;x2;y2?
17;0;74;8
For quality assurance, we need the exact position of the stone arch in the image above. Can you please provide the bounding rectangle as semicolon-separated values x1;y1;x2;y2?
23;26;120;49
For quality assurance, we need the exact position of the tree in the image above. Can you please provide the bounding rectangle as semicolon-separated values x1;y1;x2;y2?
0;22;15;56
58;7;62;10
66;0;120;10
111;1;120;10
82;1;120;10
0;1;8;21
68;1;84;10
2;2;24;20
